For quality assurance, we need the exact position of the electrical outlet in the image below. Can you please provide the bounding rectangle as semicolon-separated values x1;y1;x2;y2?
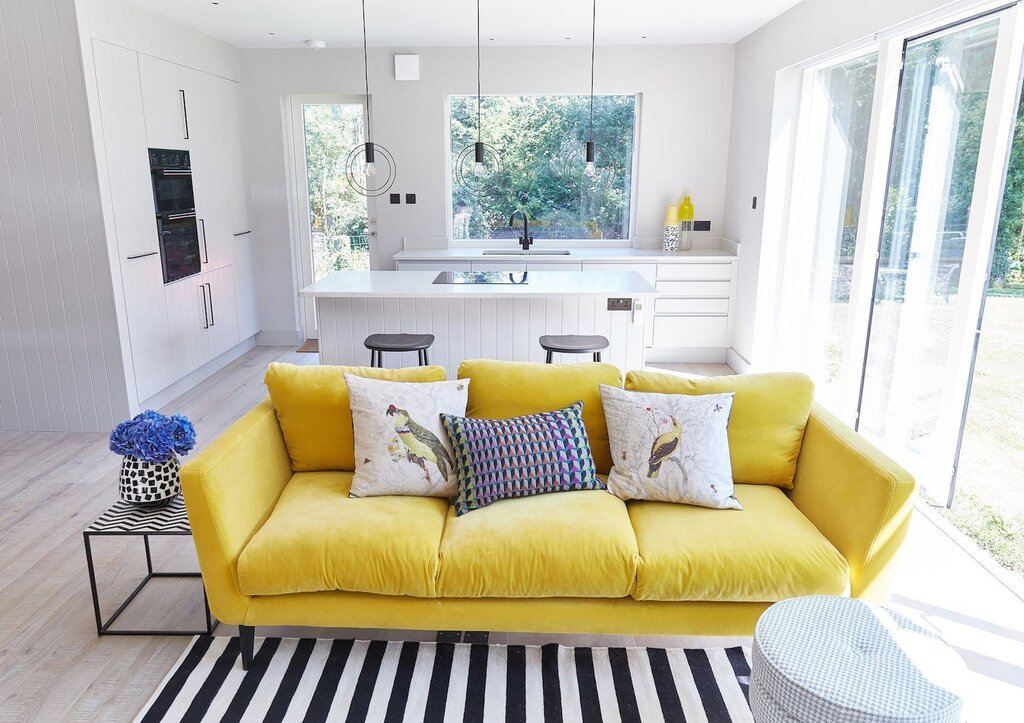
405;193;416;204
607;298;632;311
389;193;401;204
752;196;758;210
694;220;711;232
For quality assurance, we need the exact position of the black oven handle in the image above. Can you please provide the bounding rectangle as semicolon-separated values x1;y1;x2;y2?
160;211;196;221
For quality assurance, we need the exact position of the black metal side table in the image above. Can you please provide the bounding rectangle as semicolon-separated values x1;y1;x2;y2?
83;495;217;636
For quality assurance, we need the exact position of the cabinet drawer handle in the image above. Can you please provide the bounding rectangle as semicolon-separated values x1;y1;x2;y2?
126;251;158;260
200;284;209;329
206;282;214;326
232;230;253;237
180;89;190;140
200;219;209;264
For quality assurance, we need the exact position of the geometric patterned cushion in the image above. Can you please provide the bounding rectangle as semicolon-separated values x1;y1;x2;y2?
441;401;604;515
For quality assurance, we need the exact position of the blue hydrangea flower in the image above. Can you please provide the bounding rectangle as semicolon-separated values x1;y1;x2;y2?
108;410;197;463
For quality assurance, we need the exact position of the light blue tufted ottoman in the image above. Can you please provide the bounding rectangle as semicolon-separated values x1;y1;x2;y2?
751;596;966;723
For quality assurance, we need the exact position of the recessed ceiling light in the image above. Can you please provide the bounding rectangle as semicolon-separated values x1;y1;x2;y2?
268;32;276;36
641;35;648;39
488;37;495;41
565;36;572;40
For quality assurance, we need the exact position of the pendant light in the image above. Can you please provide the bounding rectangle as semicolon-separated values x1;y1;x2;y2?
454;0;502;196
584;0;597;177
345;0;396;197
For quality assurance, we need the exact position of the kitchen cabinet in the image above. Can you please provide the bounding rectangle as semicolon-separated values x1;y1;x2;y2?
188;71;233;271
122;255;175;401
138;54;191;150
394;261;472;271
91;41;159;260
203;265;240;358
392;249;738;361
92;44;259;410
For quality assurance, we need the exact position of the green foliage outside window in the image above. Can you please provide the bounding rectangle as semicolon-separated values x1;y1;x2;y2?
450;95;636;240
302;103;370;278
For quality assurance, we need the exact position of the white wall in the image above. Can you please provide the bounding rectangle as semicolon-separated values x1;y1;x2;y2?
240;44;735;342
0;0;131;432
723;0;966;366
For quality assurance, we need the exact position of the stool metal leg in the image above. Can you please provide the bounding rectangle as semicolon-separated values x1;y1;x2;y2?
594;352;601;362
546;350;553;364
423;348;429;365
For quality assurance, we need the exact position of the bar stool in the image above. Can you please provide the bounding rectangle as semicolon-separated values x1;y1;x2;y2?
364;333;435;368
539;334;609;363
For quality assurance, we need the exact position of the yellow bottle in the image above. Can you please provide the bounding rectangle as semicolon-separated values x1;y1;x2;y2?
678;196;695;251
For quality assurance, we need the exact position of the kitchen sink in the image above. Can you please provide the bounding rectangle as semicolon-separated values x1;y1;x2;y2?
482;249;571;255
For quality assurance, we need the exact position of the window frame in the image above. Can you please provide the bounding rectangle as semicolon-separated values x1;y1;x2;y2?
443;92;643;245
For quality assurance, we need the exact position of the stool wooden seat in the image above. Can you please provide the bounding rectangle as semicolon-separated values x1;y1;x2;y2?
539;334;609;363
364;333;435;367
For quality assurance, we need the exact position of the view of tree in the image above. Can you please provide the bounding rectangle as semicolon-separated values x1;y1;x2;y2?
301;103;370;278
450;95;636;239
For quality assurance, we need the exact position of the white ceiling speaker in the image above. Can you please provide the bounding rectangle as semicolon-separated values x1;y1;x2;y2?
304;39;326;50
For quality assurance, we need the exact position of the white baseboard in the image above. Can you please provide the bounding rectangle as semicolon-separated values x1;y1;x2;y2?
644;347;728;364
138;336;256;412
726;347;752;373
256;328;304;346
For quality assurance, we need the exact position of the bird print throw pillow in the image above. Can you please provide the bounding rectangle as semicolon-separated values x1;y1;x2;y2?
599;385;742;510
345;374;469;498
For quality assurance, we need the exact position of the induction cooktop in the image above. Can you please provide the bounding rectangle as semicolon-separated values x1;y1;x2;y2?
432;271;529;285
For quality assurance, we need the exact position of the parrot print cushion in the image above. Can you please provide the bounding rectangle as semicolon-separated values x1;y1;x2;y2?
599;385;742;510
345;374;470;498
441;402;604;515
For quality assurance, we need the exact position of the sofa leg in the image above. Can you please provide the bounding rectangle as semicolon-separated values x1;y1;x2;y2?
239;625;254;670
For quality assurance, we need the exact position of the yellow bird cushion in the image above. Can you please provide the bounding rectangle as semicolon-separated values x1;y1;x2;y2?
625;371;814;488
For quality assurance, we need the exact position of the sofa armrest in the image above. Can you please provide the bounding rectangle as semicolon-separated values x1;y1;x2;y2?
181;399;292;623
788;403;917;601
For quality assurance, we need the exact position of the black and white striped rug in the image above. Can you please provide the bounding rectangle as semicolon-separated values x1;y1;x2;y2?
136;636;754;722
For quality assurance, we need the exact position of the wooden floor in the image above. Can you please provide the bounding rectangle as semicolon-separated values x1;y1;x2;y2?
0;347;1020;720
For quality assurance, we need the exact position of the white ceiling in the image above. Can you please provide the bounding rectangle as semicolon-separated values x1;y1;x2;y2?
128;0;804;48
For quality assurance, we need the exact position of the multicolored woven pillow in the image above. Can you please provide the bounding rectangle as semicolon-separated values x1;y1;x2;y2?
441;401;604;515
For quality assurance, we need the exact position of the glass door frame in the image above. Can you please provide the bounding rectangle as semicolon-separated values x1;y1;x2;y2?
856;5;1024;504
286;94;377;340
769;0;1024;505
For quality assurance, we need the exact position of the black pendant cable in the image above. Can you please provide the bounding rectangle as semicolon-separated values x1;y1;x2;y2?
345;0;396;197
455;0;501;195
584;0;597;177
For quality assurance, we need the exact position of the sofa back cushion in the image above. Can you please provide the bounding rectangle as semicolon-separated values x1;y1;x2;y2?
264;362;447;471
624;371;814;488
457;359;623;474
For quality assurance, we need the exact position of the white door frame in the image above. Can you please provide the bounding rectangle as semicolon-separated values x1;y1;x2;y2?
286;94;376;340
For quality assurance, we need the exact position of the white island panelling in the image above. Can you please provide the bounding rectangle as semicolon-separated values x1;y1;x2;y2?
302;271;658;373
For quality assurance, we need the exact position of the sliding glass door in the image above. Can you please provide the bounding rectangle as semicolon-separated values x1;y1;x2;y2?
859;17;1002;499
778;5;1024;505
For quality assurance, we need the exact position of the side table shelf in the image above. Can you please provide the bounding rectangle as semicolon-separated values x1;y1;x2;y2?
83;496;217;636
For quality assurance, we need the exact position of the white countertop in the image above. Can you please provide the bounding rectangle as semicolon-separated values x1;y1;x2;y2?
392;246;737;262
300;270;659;298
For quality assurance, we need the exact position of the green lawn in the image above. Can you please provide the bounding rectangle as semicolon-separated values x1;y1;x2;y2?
940;294;1024;578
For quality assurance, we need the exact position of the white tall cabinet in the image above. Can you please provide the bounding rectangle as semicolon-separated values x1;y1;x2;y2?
89;39;259;410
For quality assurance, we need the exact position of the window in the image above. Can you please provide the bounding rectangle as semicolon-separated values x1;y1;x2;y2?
777;52;878;417
449;95;637;240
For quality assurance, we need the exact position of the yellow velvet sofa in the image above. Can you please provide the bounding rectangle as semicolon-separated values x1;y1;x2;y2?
181;360;916;669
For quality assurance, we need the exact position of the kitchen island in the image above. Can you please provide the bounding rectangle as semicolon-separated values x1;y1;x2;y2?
300;270;658;373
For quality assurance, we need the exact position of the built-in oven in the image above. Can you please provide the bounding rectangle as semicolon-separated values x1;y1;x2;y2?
149;148;202;284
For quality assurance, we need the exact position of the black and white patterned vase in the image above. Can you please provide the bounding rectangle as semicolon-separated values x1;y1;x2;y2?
119;454;181;507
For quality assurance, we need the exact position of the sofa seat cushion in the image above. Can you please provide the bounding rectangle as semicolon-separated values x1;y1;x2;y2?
436;488;639;598
238;472;448;597
629;484;850;602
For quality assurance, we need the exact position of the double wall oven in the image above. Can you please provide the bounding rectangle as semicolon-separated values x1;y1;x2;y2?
149;148;205;284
